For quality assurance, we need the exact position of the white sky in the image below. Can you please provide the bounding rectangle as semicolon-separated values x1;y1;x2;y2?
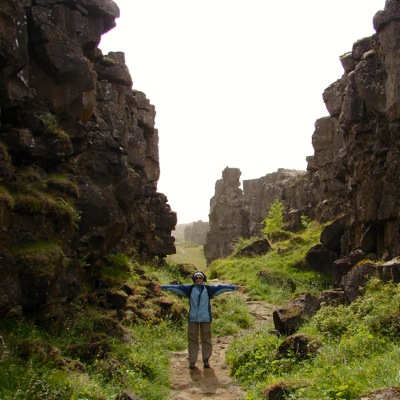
100;0;386;224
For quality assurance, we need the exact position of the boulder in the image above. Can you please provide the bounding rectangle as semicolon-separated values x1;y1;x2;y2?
263;382;291;400
340;262;378;303
378;257;400;283
273;293;320;335
358;387;400;400
234;238;272;258
318;289;348;307
305;243;338;276
276;333;320;361
320;217;346;253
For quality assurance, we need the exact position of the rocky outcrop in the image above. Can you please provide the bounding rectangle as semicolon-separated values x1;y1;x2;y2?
308;2;400;260
205;1;400;268
234;238;272;258
276;333;320;361
204;167;249;264
204;168;305;263
0;0;176;320
172;224;186;241
272;293;320;335
184;220;209;245
243;168;308;236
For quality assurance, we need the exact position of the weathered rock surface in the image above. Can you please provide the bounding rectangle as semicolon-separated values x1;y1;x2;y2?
305;243;338;276
204;167;250;264
272;293;320;335
204;167;304;263
184;220;209;245
205;1;400;273
234;238;272;258
276;333;320;361
243;168;308;236
340;261;379;303
0;0;176;321
358;387;400;400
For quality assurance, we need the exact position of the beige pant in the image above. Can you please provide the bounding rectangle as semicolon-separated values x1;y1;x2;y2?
188;322;212;363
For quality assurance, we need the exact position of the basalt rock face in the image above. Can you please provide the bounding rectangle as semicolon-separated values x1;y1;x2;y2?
204;167;307;263
204;167;250;264
205;2;400;265
0;0;176;320
184;220;209;245
243;168;309;236
309;0;400;259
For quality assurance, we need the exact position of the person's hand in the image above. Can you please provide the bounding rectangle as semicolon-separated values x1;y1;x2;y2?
237;285;245;292
154;284;162;292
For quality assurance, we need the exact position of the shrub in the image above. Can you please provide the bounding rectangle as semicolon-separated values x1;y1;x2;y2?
262;199;284;240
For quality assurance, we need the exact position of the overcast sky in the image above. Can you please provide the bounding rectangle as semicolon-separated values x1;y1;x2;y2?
100;0;386;224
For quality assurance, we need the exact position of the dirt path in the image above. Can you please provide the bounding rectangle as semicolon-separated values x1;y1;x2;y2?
167;291;275;400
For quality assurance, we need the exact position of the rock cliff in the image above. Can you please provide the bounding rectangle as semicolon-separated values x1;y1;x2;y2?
204;167;250;262
205;167;306;264
0;0;176;319
184;221;209;245
205;1;400;265
309;0;400;259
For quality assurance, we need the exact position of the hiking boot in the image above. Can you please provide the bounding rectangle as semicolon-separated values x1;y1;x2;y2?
203;359;210;368
189;362;196;369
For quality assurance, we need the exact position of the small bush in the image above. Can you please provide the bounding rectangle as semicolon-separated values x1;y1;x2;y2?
262;199;284;240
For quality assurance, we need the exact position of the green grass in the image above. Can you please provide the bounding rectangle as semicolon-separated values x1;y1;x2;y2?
226;277;400;399
207;221;328;305
167;240;206;268
0;254;249;400
2;166;80;229
0;316;186;400
2;219;398;399
211;292;252;336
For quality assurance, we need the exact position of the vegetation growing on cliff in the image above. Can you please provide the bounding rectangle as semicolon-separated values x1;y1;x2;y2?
1;219;399;399
0;261;187;400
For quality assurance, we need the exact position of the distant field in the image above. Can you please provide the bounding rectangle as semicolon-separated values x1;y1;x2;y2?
167;240;206;269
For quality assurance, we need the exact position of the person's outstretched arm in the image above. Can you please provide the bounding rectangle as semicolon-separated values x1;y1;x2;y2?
209;284;245;298
154;283;192;297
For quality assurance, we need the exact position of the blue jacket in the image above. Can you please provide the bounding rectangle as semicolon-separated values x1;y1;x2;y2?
160;283;238;323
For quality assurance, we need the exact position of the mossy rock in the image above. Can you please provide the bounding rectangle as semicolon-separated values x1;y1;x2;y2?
175;262;198;278
12;242;65;276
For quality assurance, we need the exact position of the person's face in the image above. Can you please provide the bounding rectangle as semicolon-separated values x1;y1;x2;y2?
194;276;203;284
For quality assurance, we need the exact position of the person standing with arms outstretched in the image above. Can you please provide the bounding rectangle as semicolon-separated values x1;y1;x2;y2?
154;270;245;369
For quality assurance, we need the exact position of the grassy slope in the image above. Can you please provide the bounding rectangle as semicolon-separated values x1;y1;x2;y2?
2;224;399;400
167;240;207;269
